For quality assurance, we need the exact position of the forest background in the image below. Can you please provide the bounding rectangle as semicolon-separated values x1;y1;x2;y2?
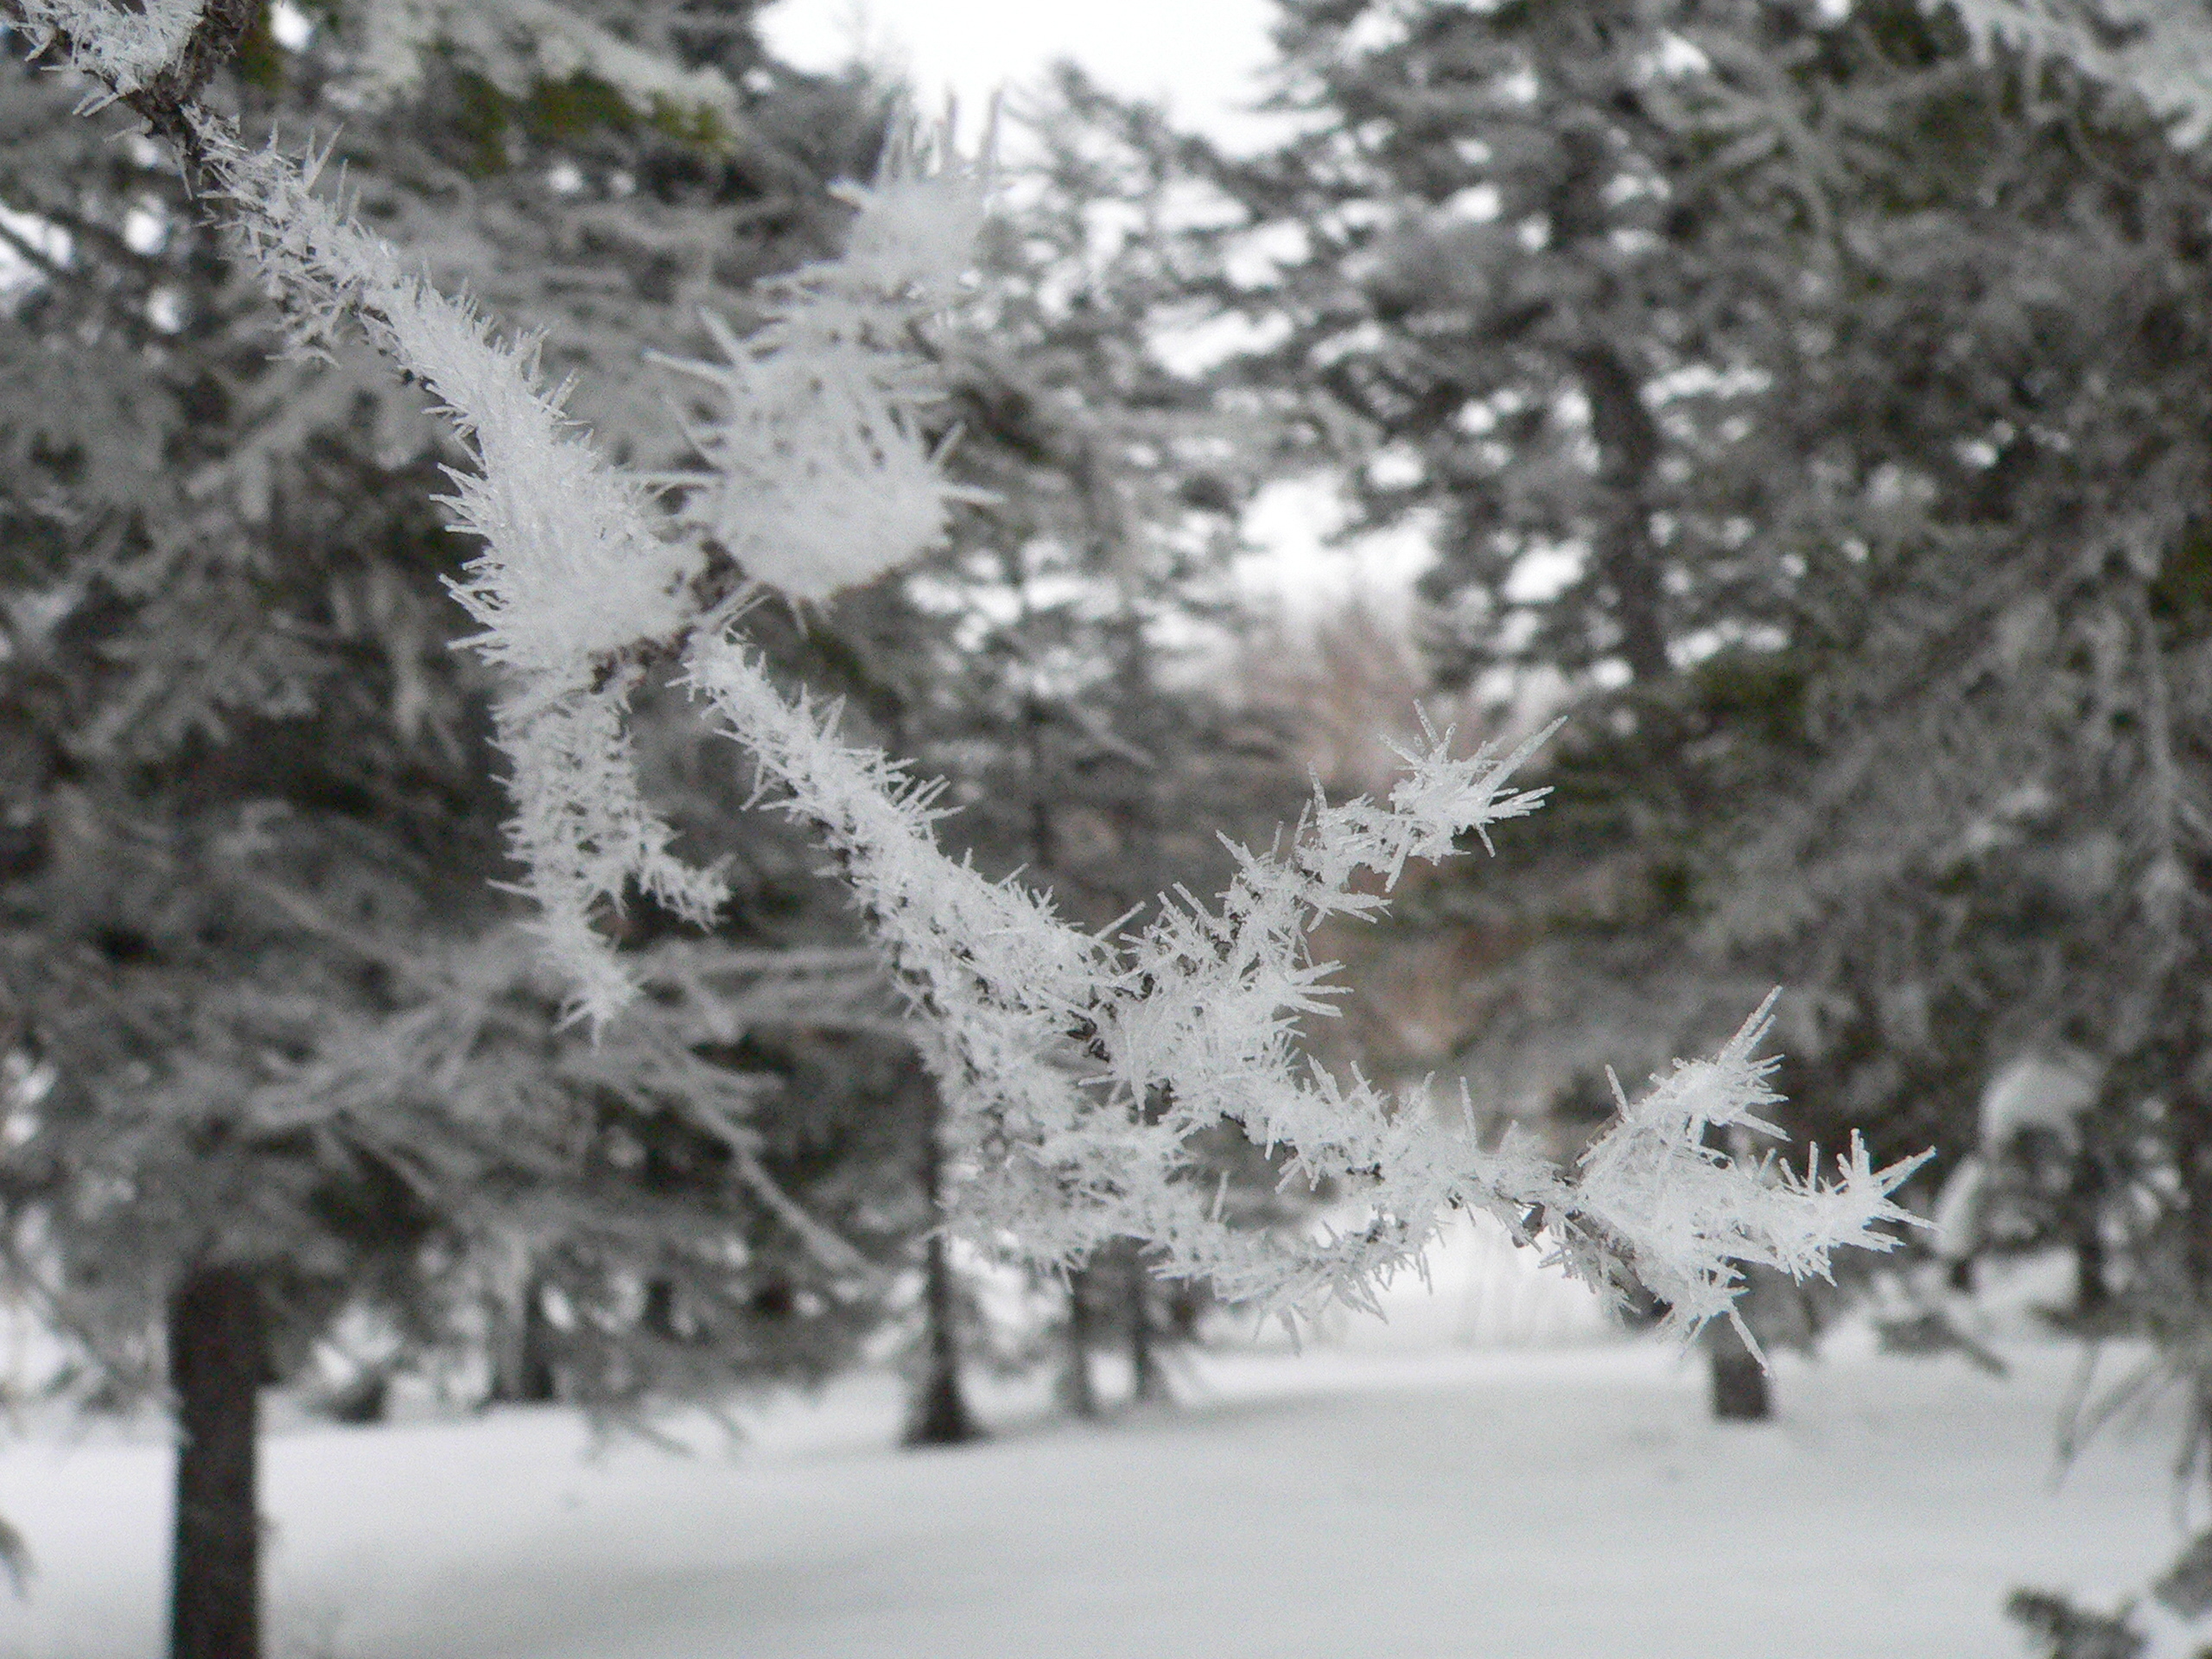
0;1;2206;1657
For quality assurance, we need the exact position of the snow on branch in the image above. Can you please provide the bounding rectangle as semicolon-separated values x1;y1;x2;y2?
46;4;1929;1332
693;639;1927;1321
651;121;995;600
11;0;207;99
189;114;726;1020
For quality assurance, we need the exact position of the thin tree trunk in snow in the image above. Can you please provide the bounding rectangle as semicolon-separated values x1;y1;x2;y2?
1706;1318;1771;1421
907;1224;982;1445
906;1068;982;1446
168;1263;263;1659
1126;1241;1167;1404
1060;1264;1098;1419
1704;1127;1774;1421
642;1277;687;1343
487;1262;558;1405
2069;1153;2108;1319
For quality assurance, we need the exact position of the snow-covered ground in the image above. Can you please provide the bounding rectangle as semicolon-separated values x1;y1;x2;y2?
0;1243;2186;1659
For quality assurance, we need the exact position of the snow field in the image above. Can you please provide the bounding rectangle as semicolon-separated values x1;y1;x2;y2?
0;1325;2177;1659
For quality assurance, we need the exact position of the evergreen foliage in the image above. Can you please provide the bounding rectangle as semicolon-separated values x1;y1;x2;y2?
1160;0;2212;1334
0;6;975;1642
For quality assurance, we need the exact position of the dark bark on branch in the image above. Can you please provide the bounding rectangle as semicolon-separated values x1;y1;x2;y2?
5;0;257;187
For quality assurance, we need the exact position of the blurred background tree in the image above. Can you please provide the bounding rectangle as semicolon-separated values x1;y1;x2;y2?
0;3;946;1649
1061;0;2212;1430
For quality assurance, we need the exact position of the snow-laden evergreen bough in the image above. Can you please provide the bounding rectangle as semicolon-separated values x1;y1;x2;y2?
24;0;1927;1346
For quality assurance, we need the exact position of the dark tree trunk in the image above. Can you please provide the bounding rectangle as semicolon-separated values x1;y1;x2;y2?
905;1071;982;1446
514;1279;557;1402
2073;1208;2108;1319
642;1277;685;1343
1166;1282;1207;1342
168;1264;264;1659
488;1272;558;1405
906;1225;982;1446
1706;1316;1771;1422
1700;1128;1776;1422
1569;342;1671;684
1059;1263;1098;1419
1125;1242;1167;1405
2068;1153;2108;1319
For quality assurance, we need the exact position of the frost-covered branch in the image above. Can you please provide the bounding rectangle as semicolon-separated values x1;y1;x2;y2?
188;115;726;1019
11;0;207;98
39;1;1929;1332
181;104;995;1021
684;644;1924;1325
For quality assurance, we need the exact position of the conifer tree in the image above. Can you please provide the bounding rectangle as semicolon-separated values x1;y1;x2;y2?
1128;0;2212;1420
0;4;941;1649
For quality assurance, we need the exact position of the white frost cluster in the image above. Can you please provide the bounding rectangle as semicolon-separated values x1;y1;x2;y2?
12;0;205;98
193;117;721;1023
655;126;993;601
52;9;1929;1333
1570;995;1914;1349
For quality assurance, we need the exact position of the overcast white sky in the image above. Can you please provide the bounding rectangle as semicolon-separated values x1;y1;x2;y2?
757;0;1283;150
758;0;1434;625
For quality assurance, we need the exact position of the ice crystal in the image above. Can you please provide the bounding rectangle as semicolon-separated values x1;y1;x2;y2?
654;124;993;601
14;0;206;99
194;114;720;1023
